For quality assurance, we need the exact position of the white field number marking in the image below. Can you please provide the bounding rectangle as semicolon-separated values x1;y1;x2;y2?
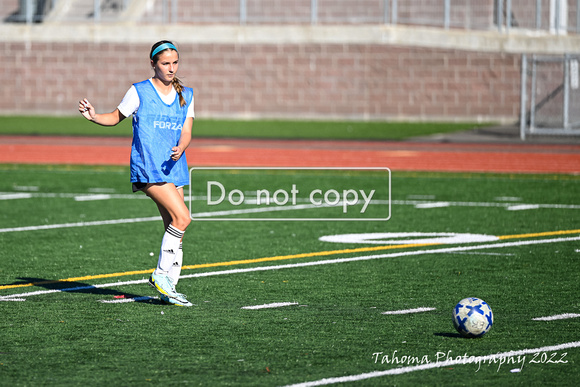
241;302;299;310
319;232;499;245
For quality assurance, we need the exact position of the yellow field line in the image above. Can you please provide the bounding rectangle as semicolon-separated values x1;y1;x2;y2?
498;229;580;240
1;229;579;291
180;242;439;270
0;243;437;291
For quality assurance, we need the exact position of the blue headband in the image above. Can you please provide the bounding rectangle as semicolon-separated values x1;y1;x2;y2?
151;43;177;59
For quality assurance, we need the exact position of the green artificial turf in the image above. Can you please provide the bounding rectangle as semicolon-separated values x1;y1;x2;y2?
0;166;578;386
0;115;493;140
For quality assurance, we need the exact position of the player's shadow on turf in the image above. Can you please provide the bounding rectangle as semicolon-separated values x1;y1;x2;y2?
9;277;163;305
433;332;464;338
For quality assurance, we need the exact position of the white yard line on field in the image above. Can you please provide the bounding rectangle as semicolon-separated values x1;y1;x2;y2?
414;202;450;209
0;278;146;300
532;313;580;321
74;194;113;201
241;302;299;310
1;196;579;233
0;193;33;200
391;199;580;210
98;296;158;304
381;307;436;315
0;204;328;233
450;252;515;256
0;192;146;200
506;204;541;211
0;216;162;233
1;235;579;301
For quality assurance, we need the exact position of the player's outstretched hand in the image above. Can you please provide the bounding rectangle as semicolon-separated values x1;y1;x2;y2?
170;146;183;161
79;98;95;120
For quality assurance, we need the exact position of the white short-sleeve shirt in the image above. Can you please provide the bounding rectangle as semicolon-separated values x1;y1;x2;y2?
117;79;195;119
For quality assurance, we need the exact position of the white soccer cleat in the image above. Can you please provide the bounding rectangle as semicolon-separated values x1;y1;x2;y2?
160;293;193;307
149;273;178;299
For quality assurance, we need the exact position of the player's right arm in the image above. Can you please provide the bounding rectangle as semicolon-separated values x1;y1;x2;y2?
79;98;126;126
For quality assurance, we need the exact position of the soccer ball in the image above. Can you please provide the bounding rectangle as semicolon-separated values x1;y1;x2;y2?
452;297;493;338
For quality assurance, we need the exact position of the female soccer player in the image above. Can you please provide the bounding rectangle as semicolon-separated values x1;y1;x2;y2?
79;40;194;307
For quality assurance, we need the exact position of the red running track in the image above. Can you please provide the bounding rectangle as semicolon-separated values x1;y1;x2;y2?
0;136;579;174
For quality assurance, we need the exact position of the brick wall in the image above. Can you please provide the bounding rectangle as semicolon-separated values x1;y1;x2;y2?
1;0;20;21
1;40;521;121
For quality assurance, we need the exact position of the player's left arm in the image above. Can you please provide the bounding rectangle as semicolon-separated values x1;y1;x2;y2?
171;117;193;161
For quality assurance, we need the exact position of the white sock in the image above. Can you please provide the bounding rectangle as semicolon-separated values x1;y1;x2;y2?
168;242;183;285
154;224;184;276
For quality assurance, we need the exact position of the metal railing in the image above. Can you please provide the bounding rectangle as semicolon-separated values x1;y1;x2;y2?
4;0;580;35
520;54;580;139
148;0;580;34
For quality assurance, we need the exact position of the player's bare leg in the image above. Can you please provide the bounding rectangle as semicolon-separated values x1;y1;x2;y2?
150;185;186;286
144;183;192;306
